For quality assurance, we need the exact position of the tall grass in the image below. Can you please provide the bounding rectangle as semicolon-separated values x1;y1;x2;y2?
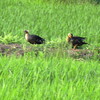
0;0;100;100
0;0;100;46
0;55;100;100
43;0;100;4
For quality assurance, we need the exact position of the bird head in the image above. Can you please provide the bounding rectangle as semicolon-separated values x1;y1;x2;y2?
68;33;73;38
24;30;29;34
66;33;73;42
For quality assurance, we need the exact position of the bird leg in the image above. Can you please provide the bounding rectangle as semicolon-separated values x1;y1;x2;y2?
73;44;78;49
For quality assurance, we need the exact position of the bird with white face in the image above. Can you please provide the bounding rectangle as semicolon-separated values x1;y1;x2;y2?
24;30;45;44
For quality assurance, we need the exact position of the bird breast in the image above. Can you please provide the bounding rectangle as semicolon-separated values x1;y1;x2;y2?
25;34;30;41
67;37;71;43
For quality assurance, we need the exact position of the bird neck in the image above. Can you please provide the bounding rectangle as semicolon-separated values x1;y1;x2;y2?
67;37;71;42
25;33;30;41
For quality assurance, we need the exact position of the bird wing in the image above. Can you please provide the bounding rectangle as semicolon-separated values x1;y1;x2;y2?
71;38;83;44
73;36;86;41
31;35;45;43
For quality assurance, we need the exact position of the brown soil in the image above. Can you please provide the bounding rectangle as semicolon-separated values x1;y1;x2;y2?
0;43;25;56
0;43;44;56
0;43;99;59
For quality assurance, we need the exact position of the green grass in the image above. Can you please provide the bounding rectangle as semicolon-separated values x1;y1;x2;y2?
0;0;100;100
0;0;100;44
0;55;100;100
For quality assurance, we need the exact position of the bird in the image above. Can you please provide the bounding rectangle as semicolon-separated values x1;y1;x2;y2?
24;30;45;44
66;33;87;49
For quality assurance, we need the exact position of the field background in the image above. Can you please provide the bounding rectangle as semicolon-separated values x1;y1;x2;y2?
0;0;100;100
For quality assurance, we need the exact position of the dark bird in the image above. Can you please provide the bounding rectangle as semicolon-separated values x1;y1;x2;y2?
66;33;87;49
24;30;45;44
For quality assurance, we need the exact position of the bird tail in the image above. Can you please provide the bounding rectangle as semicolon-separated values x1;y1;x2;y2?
42;39;45;43
83;42;88;44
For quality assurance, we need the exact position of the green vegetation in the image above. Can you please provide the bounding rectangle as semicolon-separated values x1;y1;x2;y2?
0;55;100;100
0;0;100;100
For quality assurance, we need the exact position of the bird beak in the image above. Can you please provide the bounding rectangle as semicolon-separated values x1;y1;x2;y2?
24;30;29;34
68;35;72;38
68;33;73;38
